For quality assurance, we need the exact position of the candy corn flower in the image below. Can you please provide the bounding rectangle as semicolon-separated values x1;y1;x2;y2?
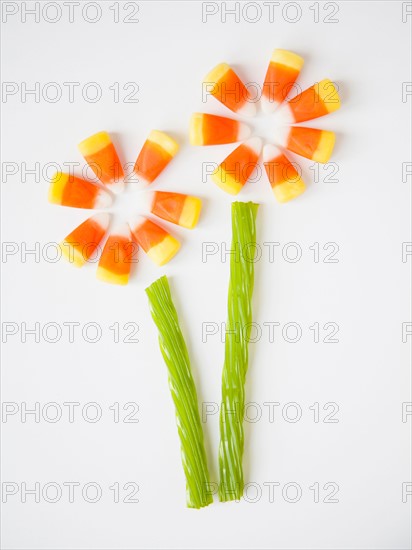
49;131;202;285
190;49;341;202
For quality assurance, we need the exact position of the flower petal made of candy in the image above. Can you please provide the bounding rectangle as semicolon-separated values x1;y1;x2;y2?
134;130;179;186
97;223;135;285
203;63;256;117
211;137;262;195
78;131;124;193
190;113;251;146
261;49;304;113
59;213;110;267
129;216;180;266
147;191;202;229
277;79;340;124
276;126;335;163
263;144;306;202
48;172;112;209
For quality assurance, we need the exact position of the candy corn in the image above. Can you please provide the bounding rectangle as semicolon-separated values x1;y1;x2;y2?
212;137;262;195
190;113;251;146
134;131;179;185
263;144;306;203
203;63;256;117
59;213;110;267
78;131;124;193
97;223;134;285
262;49;304;114
48;172;112;209
129;216;180;266
148;191;202;229
276;126;335;163
278;79;340;124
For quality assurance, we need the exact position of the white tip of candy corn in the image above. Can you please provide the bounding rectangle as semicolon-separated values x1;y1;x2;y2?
237;100;257;118
274;103;295;126
238;122;252;141
260;96;281;114
273;125;291;148
108;179;125;194
94;188;114;209
111;221;131;238
128;214;146;234
138;191;156;213
93;212;111;230
129;175;150;191
263;143;282;162
245;136;263;157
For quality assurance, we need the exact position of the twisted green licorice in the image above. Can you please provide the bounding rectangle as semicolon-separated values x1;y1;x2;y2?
219;201;259;502
146;275;213;509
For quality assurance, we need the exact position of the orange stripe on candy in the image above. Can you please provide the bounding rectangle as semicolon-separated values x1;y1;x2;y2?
263;144;306;203
151;192;185;225
264;153;299;187
61;175;99;208
263;63;300;104
84;142;124;185
98;235;133;275
211;67;248;112
220;142;260;187
204;114;242;145
134;143;172;184
131;218;167;252
285;127;322;160
65;217;108;260
287;85;329;123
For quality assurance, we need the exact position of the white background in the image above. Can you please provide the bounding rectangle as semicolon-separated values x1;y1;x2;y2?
1;1;411;549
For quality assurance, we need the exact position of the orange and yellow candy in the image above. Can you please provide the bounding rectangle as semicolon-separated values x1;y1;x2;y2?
203;63;256;117
59;213;110;267
134;131;179;185
190;113;251;146
48;172;112;209
97;223;134;285
262;49;304;113
148;191;202;229
277;126;335;163
279;79;340;124
129;216;180;266
212;137;262;195
263;144;306;203
78;131;124;193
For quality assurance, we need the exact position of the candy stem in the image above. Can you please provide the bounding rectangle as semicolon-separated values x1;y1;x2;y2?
218;201;259;502
146;275;213;509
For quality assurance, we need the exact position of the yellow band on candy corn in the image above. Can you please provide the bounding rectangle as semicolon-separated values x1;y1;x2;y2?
211;167;243;195
189;114;204;145
147;235;180;266
273;177;306;203
59;241;86;268
271;49;304;71
316;79;340;114
204;63;229;85
179;197;202;229
48;172;69;204
313;131;335;163
148;130;179;157
78;131;111;156
96;266;129;286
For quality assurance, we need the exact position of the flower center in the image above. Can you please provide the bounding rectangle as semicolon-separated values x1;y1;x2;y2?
249;106;292;145
108;184;151;226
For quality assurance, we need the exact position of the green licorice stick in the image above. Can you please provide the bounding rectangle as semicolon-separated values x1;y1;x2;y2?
219;201;259;502
146;275;213;509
